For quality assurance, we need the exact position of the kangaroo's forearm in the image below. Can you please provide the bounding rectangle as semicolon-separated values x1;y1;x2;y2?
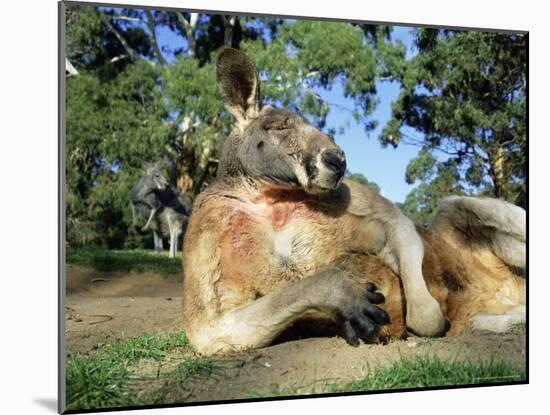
142;208;158;230
189;270;360;354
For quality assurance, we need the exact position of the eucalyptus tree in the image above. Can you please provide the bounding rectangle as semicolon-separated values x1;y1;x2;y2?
65;4;394;247
381;29;526;224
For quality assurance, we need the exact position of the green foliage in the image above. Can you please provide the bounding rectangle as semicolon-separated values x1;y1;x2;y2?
405;149;436;185
346;171;381;193
66;57;170;248
66;5;525;246
161;55;228;152
241;20;380;130
399;154;465;226
65;6;387;248
383;30;526;221
66;247;182;276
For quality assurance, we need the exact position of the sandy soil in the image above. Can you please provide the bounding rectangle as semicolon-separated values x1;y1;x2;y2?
65;265;183;354
65;265;526;403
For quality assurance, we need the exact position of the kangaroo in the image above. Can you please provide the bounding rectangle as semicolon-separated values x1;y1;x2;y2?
130;162;192;258
181;49;525;355
129;162;169;234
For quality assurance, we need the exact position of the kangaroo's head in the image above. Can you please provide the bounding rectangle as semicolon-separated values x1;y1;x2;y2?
143;161;168;191
216;48;346;194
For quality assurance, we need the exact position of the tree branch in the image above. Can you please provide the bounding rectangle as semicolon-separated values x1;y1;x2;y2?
104;18;137;61
177;12;198;57
399;131;473;157
145;10;167;66
108;54;128;64
109;16;143;23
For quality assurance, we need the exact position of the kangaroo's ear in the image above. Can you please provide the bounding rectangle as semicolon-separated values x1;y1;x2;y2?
143;161;153;174
153;160;164;171
217;48;261;129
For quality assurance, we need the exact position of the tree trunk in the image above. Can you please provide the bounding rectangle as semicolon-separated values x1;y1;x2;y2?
177;12;199;58
489;145;506;199
223;16;237;47
193;160;219;195
176;151;195;199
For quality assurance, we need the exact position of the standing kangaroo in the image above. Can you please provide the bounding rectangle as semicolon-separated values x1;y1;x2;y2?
182;49;525;355
130;163;192;258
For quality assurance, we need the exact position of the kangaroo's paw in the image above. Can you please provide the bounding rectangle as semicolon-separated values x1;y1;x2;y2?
336;282;391;346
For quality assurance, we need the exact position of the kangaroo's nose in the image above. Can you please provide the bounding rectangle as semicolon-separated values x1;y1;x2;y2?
321;149;346;177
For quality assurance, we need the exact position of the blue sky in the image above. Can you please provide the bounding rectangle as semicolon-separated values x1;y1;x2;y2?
318;26;418;202
152;19;421;203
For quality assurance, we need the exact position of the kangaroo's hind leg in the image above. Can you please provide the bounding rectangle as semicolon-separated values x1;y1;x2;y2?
431;196;526;269
153;231;163;254
381;214;449;337
167;213;181;258
471;305;526;333
169;229;176;258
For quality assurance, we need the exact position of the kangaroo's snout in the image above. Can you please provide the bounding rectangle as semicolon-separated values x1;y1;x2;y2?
321;149;346;179
156;175;168;190
302;144;347;194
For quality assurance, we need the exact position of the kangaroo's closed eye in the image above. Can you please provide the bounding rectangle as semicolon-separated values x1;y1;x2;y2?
265;124;290;131
263;117;291;131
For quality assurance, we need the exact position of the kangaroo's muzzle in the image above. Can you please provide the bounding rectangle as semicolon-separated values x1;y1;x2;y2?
321;149;346;180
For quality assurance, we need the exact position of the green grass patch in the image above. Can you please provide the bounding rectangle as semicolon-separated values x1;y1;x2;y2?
100;331;189;362
172;357;217;380
66;332;526;409
244;355;525;399
509;322;527;334
335;355;525;393
66;353;135;409
66;247;182;276
66;331;208;411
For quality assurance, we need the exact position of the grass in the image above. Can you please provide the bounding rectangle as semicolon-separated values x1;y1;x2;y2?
66;247;182;276
334;355;525;392
66;332;525;410
65;331;214;411
172;357;217;380
64;247;526;408
66;353;135;409
509;322;527;334
245;355;525;399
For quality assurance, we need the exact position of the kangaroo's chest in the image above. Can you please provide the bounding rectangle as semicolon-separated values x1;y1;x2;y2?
221;198;349;284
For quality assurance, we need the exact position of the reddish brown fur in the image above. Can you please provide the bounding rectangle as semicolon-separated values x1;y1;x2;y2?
181;49;524;354
182;183;525;347
335;226;525;339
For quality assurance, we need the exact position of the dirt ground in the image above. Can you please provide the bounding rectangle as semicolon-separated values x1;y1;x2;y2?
65;264;526;403
65;265;183;354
